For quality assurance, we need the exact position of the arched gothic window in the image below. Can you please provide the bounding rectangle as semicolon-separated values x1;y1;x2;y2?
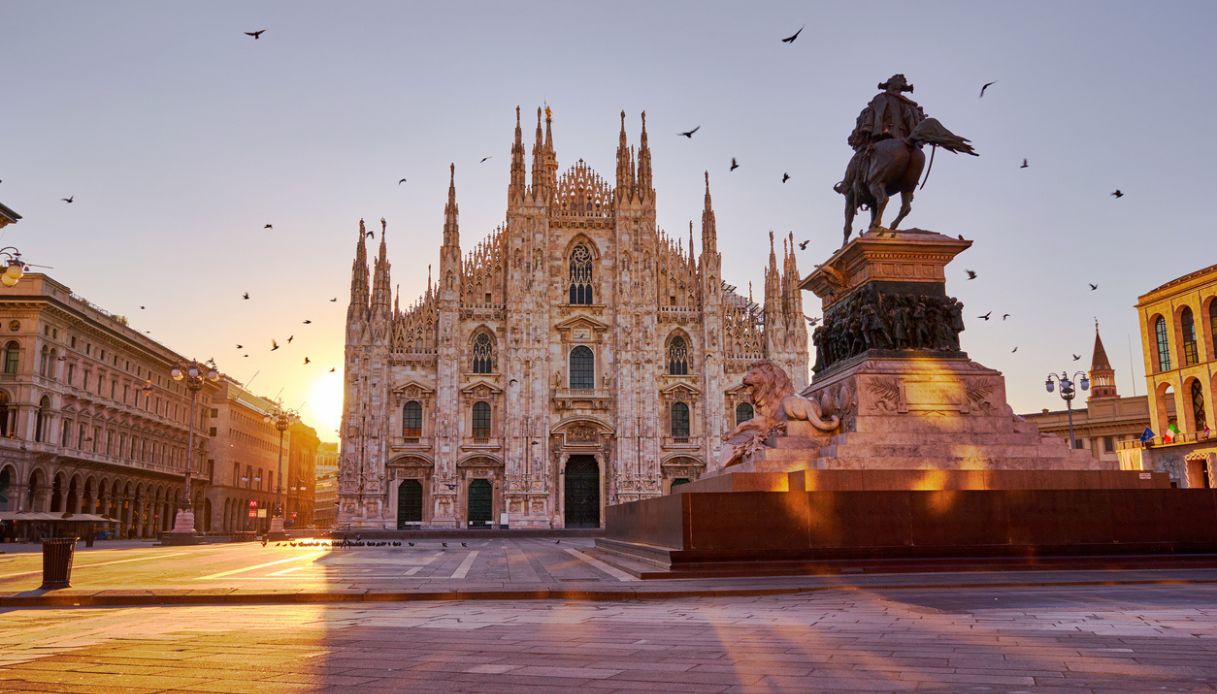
472;332;493;374
1154;316;1171;372
3;341;19;375
569;346;594;390
568;244;593;305
40;346;49;378
668;336;689;375
402;401;422;440
1181;307;1199;366
1192;380;1207;433
735;402;754;425
471;401;491;441
671;402;690;440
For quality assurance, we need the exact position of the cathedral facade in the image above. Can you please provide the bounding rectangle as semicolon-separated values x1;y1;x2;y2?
338;108;808;529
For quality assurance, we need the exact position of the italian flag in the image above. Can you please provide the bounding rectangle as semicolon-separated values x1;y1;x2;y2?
1163;422;1181;443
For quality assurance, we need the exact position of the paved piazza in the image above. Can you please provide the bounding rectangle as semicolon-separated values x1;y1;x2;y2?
0;584;1216;692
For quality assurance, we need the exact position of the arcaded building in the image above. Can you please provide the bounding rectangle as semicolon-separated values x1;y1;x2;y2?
339;108;809;529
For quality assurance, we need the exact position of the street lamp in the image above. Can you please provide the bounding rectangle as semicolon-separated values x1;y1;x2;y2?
166;360;219;540
263;403;297;539
1045;370;1090;450
0;248;27;288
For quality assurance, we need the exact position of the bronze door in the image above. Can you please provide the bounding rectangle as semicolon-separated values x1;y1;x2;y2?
564;456;600;528
397;479;423;528
467;479;492;527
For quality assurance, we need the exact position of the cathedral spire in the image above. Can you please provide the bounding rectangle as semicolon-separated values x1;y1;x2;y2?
530;107;545;196
371;218;391;319
764;230;786;352
346;218;371;328
615;110;633;199
636;111;653;196
1088;319;1119;400
509;105;525;201
688;221;696;270
443;163;459;248
543;104;558;193
701;171;717;254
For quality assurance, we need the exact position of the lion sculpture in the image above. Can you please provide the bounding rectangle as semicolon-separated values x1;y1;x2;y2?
720;359;840;468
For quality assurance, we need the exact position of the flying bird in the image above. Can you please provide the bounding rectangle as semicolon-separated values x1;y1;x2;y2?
479;156;492;163
1002;313;1010;320
329;297;338;302
508;378;519;385
979;80;997;98
965;269;977;280
460;542;468;548
397;178;407;185
441;542;448;548
139;305;145;310
1020;158;1029;169
271;339;280;351
236;344;243;349
979;311;992;321
1111;190;1123;198
1089;283;1098;291
242;292;250;300
263;224;273;230
1011;346;1018;353
303;357;310;365
805;315;820;326
798;240;809;250
782;172;791;183
328;367;335;373
287;335;294;343
244;29;266;40
730;157;739;172
781;24;805;43
678;126;700;138
302;319;311;324
1072;354;1081;361
61;195;74;204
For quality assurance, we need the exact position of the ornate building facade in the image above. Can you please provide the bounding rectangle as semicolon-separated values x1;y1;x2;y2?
339;108;808;529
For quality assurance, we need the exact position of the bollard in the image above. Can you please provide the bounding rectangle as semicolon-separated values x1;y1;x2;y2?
40;537;79;590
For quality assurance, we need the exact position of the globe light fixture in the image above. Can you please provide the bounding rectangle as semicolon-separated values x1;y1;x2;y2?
1045;370;1091;450
0;248;28;287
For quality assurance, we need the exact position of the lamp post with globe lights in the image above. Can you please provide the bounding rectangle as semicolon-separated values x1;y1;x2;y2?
1045;370;1090;451
264;404;298;539
0;248;28;288
165;361;219;541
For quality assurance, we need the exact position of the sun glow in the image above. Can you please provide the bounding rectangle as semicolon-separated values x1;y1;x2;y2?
303;368;344;442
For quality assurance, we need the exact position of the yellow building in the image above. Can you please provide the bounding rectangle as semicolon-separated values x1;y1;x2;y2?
1121;264;1217;486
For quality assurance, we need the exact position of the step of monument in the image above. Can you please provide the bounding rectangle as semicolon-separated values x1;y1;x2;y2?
824;432;1054;447
813;455;1104;470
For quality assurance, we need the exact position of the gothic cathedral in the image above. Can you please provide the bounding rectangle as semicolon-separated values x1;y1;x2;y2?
339;108;808;529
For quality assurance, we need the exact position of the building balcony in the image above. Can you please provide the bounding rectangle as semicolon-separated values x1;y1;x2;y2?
390;435;433;451
552;388;612;411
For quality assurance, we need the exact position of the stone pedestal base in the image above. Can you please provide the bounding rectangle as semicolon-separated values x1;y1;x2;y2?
267;516;287;540
161;509;202;545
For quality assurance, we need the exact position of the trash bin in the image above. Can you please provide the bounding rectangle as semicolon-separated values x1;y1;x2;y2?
40;537;79;590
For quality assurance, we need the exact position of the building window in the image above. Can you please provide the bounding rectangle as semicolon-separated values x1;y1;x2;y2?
671;402;690;441
1181;307;1199;366
402;401;422;440
668;336;689;375
35;396;49;443
39;346;49;377
61;419;71;446
735;402;754;425
1103;436;1115;453
0;391;10;437
1192;380;1207;433
1210;300;1217;362
1154;316;1171;372
471;401;491;441
569;346;594;389
472;332;493;374
568;244;593;305
3;341;19;375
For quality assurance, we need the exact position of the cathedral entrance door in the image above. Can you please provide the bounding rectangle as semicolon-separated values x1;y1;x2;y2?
564;456;600;528
467;479;492;528
397;479;423;528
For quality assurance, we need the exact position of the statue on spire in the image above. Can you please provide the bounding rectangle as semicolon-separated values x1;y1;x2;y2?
834;74;978;247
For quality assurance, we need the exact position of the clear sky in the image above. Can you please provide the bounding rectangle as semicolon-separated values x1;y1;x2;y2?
4;1;1215;440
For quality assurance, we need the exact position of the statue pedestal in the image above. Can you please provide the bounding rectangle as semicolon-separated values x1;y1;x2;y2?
161;509;202;545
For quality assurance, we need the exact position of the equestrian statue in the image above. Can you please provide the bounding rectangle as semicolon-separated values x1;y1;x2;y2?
835;74;977;246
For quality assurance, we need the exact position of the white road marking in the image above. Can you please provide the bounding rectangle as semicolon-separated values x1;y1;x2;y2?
450;551;479;579
195;551;327;580
268;566;305;577
565;548;639;582
0;552;191;580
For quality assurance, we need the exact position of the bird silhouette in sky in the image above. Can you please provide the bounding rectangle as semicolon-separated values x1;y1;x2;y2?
730;157;739;171
480;156;492;163
782;172;791;183
303;357;310;365
508;378;519;385
966;269;978;280
1011;346;1018;353
1002;313;1011;320
1089;283;1098;291
1072;354;1081;361
271;339;279;351
979;311;992;321
1020;158;1029;169
1111;190;1124;198
979;80;997;98
139;305;145;310
397;178;407;185
244;30;266;39
303;319;311;324
329;297;337;302
242;292;250;300
329;367;336;373
366;229;375;239
287;335;294;343
678;126;700;138
781;25;805;43
805;315;820;325
61;195;74;203
264;224;273;230
236;344;243;349
798;240;809;250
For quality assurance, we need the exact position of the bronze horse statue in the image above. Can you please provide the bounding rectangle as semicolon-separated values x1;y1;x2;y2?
835;117;977;246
